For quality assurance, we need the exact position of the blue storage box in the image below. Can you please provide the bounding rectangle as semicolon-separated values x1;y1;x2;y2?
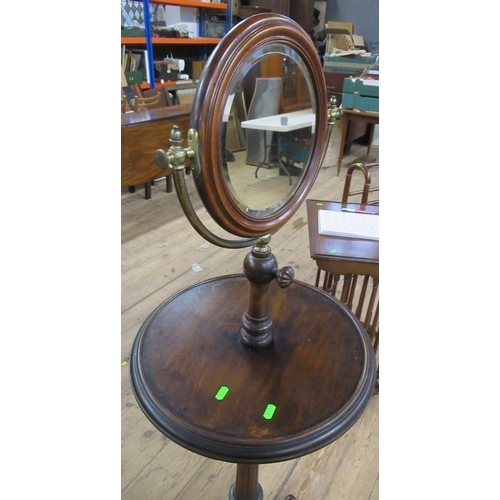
279;136;309;165
325;54;379;65
342;77;379;97
342;93;379;112
324;54;379;73
341;93;356;109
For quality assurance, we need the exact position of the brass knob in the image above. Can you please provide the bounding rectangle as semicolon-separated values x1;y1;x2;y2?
154;148;174;171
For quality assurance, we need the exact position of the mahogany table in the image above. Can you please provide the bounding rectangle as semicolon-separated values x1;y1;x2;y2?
121;104;192;199
306;199;379;278
130;274;376;500
336;108;379;177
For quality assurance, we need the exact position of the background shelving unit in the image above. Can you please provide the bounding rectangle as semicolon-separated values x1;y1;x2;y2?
121;0;228;89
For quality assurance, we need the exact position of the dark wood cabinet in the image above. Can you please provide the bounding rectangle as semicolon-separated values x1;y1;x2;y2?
248;0;314;35
260;54;311;113
248;0;289;16
289;0;315;35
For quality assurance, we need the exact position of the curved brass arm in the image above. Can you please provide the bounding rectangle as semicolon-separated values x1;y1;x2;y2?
155;126;260;250
154;97;342;250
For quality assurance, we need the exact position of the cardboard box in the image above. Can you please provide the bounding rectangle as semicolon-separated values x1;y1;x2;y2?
192;60;206;80
177;87;197;105
326;34;355;53
351;34;365;48
325;21;354;35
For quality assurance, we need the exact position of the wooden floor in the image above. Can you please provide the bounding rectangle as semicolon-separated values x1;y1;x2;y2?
121;120;379;500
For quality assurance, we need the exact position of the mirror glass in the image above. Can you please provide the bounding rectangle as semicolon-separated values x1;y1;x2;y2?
190;13;327;238
220;44;316;217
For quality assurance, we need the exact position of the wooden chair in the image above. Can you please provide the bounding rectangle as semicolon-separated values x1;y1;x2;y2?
316;266;378;346
143;87;168;107
341;159;379;210
315;264;379;393
313;165;380;391
134;92;161;112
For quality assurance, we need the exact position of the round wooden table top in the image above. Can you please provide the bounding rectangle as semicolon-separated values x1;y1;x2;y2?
130;275;376;464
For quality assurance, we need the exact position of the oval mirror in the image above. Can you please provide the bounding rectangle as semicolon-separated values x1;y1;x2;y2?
190;14;327;238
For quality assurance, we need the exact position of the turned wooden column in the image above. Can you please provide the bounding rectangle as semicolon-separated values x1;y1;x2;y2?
239;237;294;349
229;464;263;500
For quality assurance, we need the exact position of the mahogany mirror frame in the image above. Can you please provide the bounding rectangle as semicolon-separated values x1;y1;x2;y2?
190;13;328;238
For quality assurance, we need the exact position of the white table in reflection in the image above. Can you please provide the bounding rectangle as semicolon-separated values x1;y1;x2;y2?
241;109;315;185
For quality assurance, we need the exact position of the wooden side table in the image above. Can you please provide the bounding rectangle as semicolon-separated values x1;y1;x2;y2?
307;199;379;391
336;109;379;176
121;104;192;199
130;274;376;500
306;199;379;272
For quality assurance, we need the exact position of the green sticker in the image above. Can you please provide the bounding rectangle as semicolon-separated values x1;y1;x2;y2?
316;202;323;206
263;404;276;420
215;386;229;401
356;162;363;166
329;249;337;254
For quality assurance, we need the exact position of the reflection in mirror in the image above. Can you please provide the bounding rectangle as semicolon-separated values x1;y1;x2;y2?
221;45;315;216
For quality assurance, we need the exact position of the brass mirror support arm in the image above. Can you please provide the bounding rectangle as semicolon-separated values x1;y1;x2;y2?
319;97;343;169
155;126;259;250
156;126;295;351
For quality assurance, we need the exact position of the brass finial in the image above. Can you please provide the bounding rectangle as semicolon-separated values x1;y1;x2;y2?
169;125;183;148
327;96;343;123
252;235;272;256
